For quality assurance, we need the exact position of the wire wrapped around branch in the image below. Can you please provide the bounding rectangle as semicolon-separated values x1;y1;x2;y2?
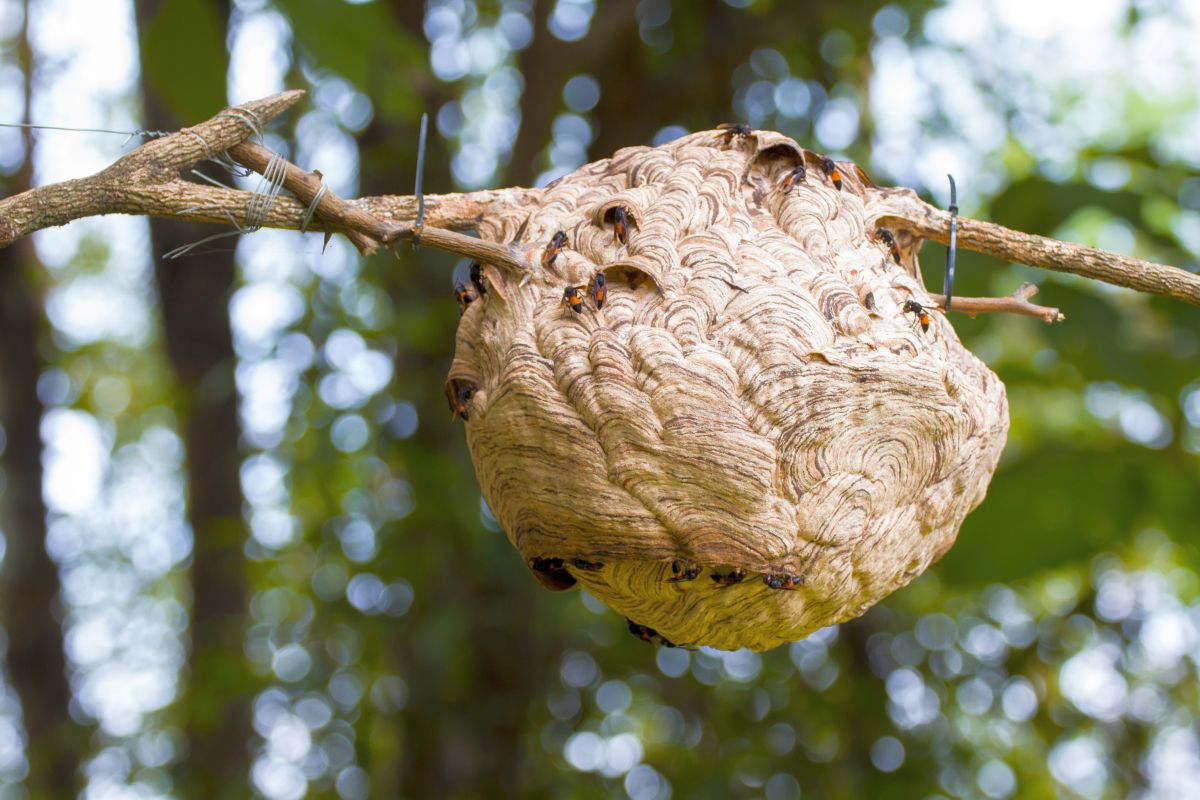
2;89;1196;319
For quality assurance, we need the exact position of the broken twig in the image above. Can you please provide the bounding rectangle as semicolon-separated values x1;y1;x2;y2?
932;282;1065;324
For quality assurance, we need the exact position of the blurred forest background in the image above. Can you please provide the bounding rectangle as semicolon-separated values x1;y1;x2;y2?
1;0;1199;798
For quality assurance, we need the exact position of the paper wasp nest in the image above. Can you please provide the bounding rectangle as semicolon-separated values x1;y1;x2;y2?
447;129;1008;651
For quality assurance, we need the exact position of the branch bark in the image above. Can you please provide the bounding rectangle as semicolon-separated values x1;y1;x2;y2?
2;90;1198;312
227;139;387;254
0;90;305;244
873;189;1200;306
932;283;1066;324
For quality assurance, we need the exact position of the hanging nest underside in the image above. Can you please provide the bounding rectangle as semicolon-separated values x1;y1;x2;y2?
446;128;1008;652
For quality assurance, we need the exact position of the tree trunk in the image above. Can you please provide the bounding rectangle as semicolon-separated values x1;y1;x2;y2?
134;2;254;796
363;5;561;795
0;237;80;800
0;7;83;796
0;6;84;796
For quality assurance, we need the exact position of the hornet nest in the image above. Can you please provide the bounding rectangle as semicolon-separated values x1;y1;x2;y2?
446;127;1008;651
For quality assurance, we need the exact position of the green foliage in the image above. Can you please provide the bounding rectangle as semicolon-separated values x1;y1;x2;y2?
273;0;424;118
9;0;1200;798
941;447;1200;585
138;0;227;120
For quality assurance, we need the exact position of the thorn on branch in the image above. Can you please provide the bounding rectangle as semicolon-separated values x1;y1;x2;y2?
931;282;1065;324
229;140;381;255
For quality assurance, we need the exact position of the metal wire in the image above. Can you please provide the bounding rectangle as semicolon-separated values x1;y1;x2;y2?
413;111;428;248
215;107;264;142
300;177;329;233
0;121;172;148
164;150;288;259
943;174;958;311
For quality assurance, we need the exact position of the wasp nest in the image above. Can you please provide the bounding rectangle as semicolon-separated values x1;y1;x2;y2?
447;127;1008;651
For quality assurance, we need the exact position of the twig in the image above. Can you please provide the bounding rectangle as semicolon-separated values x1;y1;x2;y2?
2;89;1197;317
0;89;544;256
228;140;388;254
389;223;533;275
871;188;1200;307
231;141;535;272
931;282;1065;323
111;182;540;239
0;90;305;245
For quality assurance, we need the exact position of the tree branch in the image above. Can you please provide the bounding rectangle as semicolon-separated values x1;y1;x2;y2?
931;283;1065;324
872;188;1200;306
0;90;304;244
3;90;1197;315
0;89;544;267
228;139;390;254
225;140;540;274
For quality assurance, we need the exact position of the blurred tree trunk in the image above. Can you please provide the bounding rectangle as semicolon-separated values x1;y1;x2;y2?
134;2;253;796
507;0;639;186
354;4;561;795
586;0;763;160
0;8;82;795
509;0;847;168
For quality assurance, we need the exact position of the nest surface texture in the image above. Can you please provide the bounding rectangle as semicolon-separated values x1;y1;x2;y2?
448;129;1008;651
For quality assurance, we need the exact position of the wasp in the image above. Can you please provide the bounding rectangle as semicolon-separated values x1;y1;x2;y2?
454;280;475;314
626;619;679;648
904;299;932;333
589;272;607;310
452;384;475;421
717;122;752;145
562;285;585;313
763;572;805;591
710;568;747;587
876;227;901;264
817;156;843;190
854;164;877;189
611;206;631;245
782;165;806;193
528;557;577;591
572;557;604;571
543;230;568;266
663;560;701;583
470;261;487;297
628;620;657;643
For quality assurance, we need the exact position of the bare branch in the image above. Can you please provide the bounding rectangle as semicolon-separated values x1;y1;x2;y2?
228;140;388;255
872;188;1200;307
2;89;1197;319
390;223;536;276
0;90;305;245
931;282;1065;324
227;141;541;274
114;182;538;238
0;89;543;256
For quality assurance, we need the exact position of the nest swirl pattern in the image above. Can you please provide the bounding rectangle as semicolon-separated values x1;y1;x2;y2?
447;129;1008;651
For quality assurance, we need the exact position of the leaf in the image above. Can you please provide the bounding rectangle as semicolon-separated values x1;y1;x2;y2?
936;446;1200;585
274;0;425;118
990;179;1143;236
